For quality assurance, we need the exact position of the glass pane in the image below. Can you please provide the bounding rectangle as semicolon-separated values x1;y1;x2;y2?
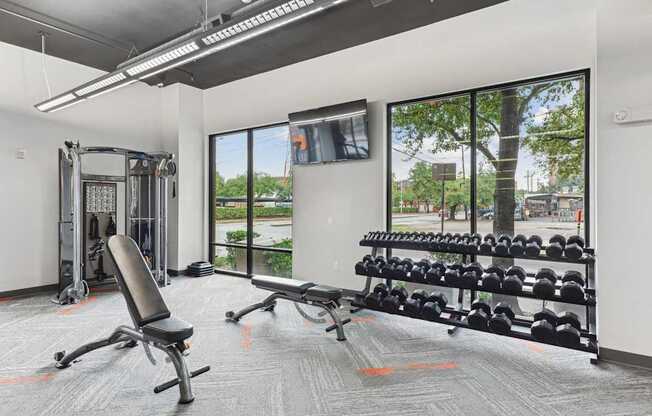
213;131;248;246
475;74;586;320
213;246;247;273
252;125;293;251
390;94;471;262
252;249;293;278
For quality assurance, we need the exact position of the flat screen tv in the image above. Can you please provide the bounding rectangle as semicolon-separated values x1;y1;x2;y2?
288;99;369;165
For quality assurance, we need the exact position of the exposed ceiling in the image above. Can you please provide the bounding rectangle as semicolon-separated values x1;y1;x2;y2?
0;0;507;90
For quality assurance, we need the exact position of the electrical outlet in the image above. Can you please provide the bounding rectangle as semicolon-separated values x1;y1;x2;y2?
16;148;26;159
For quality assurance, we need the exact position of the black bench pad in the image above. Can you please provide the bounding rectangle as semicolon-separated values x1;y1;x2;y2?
305;285;342;302
252;275;315;294
143;316;194;344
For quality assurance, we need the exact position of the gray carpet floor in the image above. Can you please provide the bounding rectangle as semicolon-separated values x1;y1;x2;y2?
1;274;652;416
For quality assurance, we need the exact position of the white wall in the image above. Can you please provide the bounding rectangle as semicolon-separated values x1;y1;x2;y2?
596;0;652;356
203;0;597;290
0;41;167;292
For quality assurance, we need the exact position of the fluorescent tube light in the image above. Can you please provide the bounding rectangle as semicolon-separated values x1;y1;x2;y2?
35;0;348;112
35;93;76;112
126;42;199;76
75;73;126;96
87;80;137;99
49;98;86;113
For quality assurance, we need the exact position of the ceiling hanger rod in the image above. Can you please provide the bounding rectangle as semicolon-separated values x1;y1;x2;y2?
0;2;130;52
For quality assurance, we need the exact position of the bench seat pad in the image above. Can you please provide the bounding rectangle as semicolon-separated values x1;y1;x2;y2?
143;316;193;344
305;285;342;302
252;275;315;294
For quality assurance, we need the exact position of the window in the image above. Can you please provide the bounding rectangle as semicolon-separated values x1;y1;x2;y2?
209;123;293;277
388;70;589;317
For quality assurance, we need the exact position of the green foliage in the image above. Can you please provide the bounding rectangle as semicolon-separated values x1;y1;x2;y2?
392;207;418;214
215;171;293;199
216;207;293;221
264;239;293;277
213;229;262;270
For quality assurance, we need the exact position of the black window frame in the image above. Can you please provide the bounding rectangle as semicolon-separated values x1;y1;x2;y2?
386;69;591;244
209;121;293;278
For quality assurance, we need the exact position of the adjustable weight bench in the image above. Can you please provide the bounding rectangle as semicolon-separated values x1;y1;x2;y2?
225;275;351;341
54;235;210;404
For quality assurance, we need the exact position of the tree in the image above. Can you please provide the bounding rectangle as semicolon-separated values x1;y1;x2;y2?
409;162;438;212
393;78;585;236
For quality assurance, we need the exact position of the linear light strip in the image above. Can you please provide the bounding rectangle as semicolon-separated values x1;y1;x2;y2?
49;99;87;113
139;6;324;81
75;72;127;96
202;0;315;45
35;0;347;113
126;42;199;76
35;93;76;111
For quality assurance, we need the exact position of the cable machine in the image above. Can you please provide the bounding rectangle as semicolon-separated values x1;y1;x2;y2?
56;141;176;305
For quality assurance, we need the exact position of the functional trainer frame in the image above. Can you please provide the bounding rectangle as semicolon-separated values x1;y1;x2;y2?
57;141;176;304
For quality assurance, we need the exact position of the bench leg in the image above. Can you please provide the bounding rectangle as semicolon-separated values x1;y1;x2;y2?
162;345;194;404
226;293;280;322
314;302;347;341
54;330;132;368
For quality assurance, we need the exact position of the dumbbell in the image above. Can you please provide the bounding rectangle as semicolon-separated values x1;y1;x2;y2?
444;263;465;286
556;311;582;347
364;283;389;309
467;300;491;330
461;262;484;289
508;234;527;256
381;286;409;313
525;235;543;257
422;291;447;321
530;308;557;342
438;233;453;250
546;234;567;258
456;233;471;253
409;259;431;282
494;234;512;256
503;265;526;294
355;255;377;276
404;289;429;317
488;303;515;335
560;270;586;302
427;292;448;310
532;268;558;299
479;233;496;255
466;233;482;254
396;258;414;279
425;261;446;284
564;235;585;260
447;233;464;251
481;264;505;291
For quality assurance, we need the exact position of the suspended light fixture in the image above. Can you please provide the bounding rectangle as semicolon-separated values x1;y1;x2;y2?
35;0;348;113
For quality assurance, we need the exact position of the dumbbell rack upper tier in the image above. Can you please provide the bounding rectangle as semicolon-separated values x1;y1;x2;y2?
359;236;595;265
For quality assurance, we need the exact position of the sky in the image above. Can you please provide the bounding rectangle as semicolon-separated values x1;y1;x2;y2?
213;125;290;180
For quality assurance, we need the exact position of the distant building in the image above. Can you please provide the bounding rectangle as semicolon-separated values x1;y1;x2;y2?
524;192;583;221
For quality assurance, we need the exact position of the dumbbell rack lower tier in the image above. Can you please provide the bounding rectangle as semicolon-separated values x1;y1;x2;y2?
350;299;598;353
355;234;599;362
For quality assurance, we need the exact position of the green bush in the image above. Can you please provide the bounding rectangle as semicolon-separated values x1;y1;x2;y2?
264;239;292;278
216;206;293;221
392;207;419;213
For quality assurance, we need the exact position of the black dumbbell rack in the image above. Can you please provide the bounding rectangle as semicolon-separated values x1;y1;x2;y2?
352;233;599;362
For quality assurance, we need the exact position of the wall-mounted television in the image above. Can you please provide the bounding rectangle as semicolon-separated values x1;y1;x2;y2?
289;99;369;165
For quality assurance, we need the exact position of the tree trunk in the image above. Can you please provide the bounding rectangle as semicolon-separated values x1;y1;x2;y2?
492;88;522;313
449;205;456;220
493;88;520;238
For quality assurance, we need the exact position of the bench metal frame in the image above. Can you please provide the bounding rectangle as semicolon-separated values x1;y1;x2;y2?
55;324;209;404
226;292;351;341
